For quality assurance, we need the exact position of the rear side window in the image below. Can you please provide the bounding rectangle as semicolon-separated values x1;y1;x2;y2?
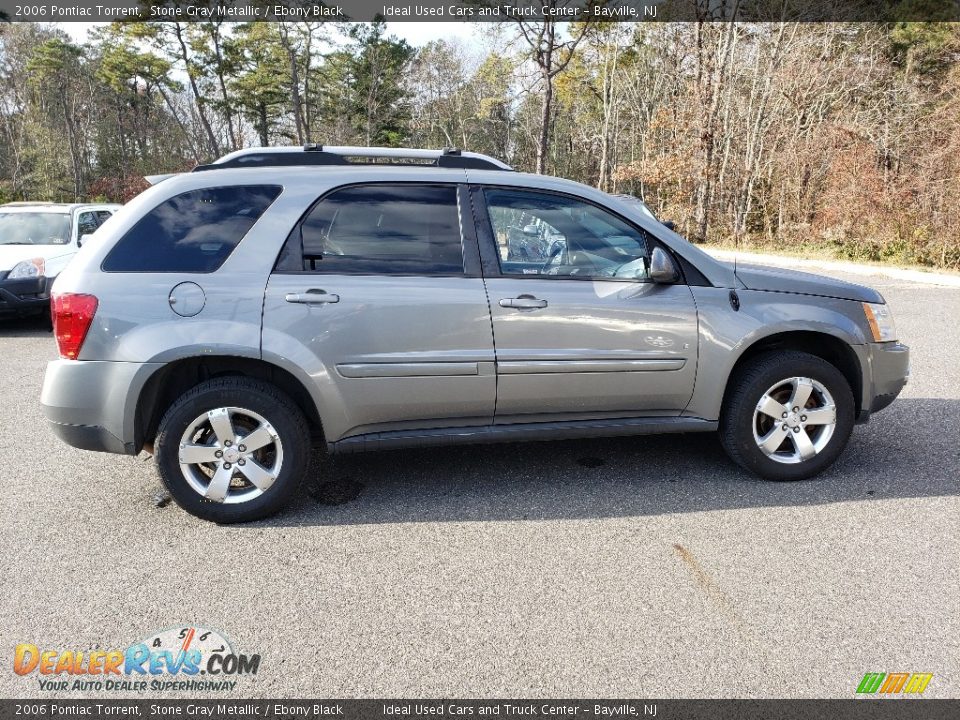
294;184;463;275
103;186;281;273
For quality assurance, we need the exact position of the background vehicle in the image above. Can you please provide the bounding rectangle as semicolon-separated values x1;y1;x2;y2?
40;147;909;523
0;202;120;319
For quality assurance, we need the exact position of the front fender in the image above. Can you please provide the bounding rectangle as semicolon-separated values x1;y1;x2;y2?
685;287;870;421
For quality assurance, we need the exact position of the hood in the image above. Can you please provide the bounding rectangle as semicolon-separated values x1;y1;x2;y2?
733;263;884;303
0;245;73;272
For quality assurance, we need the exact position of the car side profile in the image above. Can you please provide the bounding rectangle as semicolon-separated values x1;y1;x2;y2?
0;202;120;319
40;146;910;523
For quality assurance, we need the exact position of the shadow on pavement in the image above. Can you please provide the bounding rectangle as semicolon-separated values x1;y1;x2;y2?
260;396;959;527
0;313;51;337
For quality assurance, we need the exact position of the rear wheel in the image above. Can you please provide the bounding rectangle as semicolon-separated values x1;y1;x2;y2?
155;377;312;523
719;351;855;480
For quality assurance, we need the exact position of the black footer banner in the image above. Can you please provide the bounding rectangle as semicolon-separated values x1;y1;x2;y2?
2;700;959;720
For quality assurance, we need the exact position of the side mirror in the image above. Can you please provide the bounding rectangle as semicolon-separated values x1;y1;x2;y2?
78;233;93;247
521;224;540;237
662;220;676;231
649;247;679;284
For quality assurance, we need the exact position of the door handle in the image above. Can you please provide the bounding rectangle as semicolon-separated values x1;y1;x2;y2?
285;289;340;304
499;295;548;309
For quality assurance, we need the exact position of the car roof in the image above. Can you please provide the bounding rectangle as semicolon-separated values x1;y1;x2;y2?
0;202;120;214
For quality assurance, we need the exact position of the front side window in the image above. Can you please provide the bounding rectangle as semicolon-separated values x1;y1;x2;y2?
296;184;463;275
77;211;99;237
103;185;281;273
0;212;71;246
484;189;652;281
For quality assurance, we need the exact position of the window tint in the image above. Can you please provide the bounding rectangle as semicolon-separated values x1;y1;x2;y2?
95;210;113;224
77;212;99;237
485;189;651;281
297;184;463;274
103;186;281;273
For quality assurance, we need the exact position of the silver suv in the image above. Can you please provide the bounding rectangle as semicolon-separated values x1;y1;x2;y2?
40;146;910;523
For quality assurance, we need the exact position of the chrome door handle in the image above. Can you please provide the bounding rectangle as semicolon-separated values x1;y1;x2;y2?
285;290;340;304
499;296;548;309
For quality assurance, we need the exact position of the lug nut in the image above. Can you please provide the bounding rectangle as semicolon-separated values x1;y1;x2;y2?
238;445;246;452
801;415;807;422
215;450;223;458
224;440;232;447
238;459;246;466
792;427;800;433
781;424;788;431
781;412;788;419
223;462;231;469
792;406;799;413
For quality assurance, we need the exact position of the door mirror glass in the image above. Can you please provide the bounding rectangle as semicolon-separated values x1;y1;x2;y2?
649;247;679;284
78;233;93;247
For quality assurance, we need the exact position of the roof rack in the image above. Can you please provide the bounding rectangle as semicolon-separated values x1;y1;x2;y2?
193;145;513;172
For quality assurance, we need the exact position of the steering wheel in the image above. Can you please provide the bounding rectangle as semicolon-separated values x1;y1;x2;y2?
542;242;567;274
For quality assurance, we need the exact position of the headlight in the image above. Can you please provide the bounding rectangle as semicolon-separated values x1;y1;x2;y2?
863;301;897;342
7;258;44;279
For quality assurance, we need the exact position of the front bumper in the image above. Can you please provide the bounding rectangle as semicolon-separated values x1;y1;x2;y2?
41;359;164;455
858;341;910;421
0;274;53;314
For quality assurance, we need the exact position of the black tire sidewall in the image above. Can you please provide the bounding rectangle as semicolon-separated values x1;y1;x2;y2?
155;379;310;523
721;352;855;481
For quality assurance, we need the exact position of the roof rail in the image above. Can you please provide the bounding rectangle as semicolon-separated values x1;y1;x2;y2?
193;145;513;172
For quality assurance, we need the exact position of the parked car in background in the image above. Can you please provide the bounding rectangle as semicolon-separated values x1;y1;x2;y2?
40;146;909;523
0;202;120;319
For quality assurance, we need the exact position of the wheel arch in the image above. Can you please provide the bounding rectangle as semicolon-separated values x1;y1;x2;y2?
135;356;324;453
723;330;864;416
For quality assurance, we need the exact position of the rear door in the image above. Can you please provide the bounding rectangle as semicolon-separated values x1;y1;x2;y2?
261;183;496;442
473;186;699;421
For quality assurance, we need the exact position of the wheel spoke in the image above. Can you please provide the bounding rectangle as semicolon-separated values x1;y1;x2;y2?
792;428;817;460
207;408;235;446
240;424;274;452
756;394;788;420
205;463;233;502
238;458;277;492
788;378;814;410
803;407;836;425
758;425;789;455
179;443;220;464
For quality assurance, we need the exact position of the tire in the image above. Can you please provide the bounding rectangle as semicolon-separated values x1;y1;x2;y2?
719;350;855;481
155;377;312;523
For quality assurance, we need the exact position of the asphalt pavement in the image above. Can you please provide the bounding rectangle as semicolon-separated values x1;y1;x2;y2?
0;269;957;699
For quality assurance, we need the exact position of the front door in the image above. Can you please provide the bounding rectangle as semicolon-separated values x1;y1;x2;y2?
475;186;699;421
262;183;496;441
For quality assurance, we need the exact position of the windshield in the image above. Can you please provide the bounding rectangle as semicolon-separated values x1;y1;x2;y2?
613;194;657;221
0;212;72;246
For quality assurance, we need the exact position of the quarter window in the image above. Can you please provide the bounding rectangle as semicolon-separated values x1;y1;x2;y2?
484;189;652;281
295;184;464;275
103;186;281;273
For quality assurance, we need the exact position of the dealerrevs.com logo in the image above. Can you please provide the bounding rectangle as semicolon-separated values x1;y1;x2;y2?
856;672;933;695
13;626;260;692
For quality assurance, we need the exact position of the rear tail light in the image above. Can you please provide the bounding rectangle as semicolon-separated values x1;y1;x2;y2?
51;293;98;360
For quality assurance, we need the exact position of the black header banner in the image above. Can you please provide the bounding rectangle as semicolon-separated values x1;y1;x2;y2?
1;700;960;720
2;0;960;23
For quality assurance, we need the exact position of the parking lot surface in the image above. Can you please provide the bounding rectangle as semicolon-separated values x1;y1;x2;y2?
1;269;957;698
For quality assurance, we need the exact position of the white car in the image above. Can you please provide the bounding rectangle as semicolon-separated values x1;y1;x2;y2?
0;202;120;319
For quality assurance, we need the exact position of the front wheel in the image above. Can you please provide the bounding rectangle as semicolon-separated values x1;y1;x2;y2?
154;377;312;523
719;351;855;480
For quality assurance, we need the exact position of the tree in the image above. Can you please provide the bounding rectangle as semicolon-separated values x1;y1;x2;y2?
508;10;593;173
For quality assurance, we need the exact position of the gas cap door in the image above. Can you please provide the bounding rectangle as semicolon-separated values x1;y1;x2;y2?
168;282;206;317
